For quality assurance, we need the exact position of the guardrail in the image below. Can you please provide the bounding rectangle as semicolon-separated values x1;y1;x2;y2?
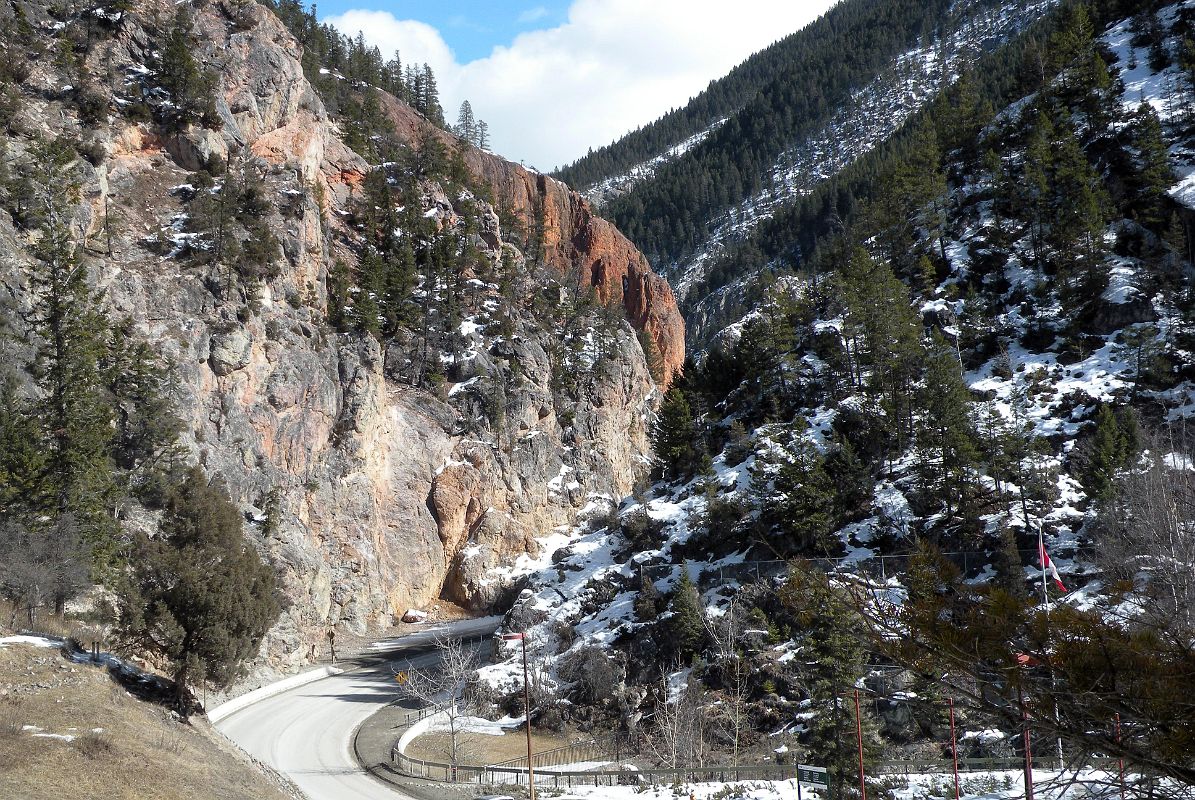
389;747;1117;789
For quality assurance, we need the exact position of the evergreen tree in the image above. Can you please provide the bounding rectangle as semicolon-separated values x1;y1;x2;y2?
768;439;837;555
25;137;118;566
0;378;48;516
1128;104;1174;229
118;467;280;710
1076;404;1135;503
455;100;477;143
154;9;220;131
653;388;698;481
915;336;979;520
105;319;185;507
779;568;881;800
666;567;705;663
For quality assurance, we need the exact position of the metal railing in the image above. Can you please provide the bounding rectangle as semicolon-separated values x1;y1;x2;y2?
389;747;1117;789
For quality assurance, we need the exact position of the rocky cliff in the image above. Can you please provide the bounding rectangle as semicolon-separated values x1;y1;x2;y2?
378;95;686;387
0;0;682;678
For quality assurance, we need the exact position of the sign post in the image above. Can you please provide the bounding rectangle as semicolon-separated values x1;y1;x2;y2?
796;764;828;800
502;632;534;800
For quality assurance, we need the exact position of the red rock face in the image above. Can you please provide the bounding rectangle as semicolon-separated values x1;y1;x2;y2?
378;96;686;387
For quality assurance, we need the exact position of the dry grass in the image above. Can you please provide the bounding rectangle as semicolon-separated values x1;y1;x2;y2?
0;643;295;800
0;600;110;649
405;729;572;765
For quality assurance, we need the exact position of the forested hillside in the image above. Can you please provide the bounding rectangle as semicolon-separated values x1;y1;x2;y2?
484;0;1195;793
559;0;1071;347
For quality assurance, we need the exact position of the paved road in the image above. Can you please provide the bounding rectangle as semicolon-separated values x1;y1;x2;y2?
216;617;502;800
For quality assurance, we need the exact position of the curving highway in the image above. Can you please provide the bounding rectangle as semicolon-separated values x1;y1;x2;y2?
215;617;502;800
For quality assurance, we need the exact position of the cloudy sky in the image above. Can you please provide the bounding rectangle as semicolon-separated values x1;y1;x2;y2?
321;0;839;171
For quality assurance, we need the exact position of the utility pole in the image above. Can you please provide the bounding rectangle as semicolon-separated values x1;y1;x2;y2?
854;689;867;800
503;632;535;800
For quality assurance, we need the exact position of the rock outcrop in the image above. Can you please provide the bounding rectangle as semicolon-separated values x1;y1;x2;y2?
378;96;686;387
0;0;677;681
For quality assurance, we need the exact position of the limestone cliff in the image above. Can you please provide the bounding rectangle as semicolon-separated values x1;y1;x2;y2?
0;0;681;678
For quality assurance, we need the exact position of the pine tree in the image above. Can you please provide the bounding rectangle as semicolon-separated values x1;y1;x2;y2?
769;439;837;555
118;467;280;710
420;64;444;125
25;137;118;567
779;568;881;800
455;100;477;144
1128;104;1174;229
104;319;184;507
667;567;705;663
155;9;220;131
915;336;979;520
653;388;698;481
1077;404;1134;503
0;378;48;516
476;119;490;150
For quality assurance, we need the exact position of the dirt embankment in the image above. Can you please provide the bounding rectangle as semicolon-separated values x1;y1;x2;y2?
0;639;296;800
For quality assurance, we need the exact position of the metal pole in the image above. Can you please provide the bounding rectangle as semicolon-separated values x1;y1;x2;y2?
1019;684;1034;800
949;698;960;800
854;689;867;800
1116;713;1125;800
522;635;535;800
1038;523;1064;767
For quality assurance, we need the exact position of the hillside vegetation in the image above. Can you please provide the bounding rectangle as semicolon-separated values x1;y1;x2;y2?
482;1;1195;794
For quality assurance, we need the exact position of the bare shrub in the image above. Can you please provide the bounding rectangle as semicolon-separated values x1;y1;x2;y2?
0;698;25;738
559;646;621;705
76;731;116;759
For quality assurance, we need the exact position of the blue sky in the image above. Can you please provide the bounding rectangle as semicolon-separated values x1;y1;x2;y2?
322;1;838;169
318;1;570;62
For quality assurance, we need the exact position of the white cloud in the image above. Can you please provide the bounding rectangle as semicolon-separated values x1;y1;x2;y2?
517;6;551;24
325;0;838;171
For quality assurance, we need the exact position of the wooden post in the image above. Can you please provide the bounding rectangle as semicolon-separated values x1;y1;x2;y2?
949;698;960;800
1019;684;1033;800
1115;713;1125;800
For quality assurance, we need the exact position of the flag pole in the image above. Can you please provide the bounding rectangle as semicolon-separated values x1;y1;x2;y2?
1037;521;1065;767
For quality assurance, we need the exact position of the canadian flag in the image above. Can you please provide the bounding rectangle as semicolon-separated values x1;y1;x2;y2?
1038;540;1068;593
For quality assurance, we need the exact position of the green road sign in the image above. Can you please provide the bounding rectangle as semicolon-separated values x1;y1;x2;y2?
797;764;829;788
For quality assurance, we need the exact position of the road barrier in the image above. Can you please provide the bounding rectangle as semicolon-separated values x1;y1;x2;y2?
390;741;1112;789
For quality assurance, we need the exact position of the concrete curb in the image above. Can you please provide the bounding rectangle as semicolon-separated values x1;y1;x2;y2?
208;665;344;724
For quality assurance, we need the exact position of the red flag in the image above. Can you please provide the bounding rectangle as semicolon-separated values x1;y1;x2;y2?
1038;540;1067;593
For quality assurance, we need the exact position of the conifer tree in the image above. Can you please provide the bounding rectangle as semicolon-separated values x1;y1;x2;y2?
455;100;477;143
653;388;698;481
118;467;280;710
1128;104;1174;229
779;568;881;800
25;137;118;566
1077;404;1134;503
0;378;47;516
769;439;837;555
667;567;705;663
155;9;220;131
915;336;979;520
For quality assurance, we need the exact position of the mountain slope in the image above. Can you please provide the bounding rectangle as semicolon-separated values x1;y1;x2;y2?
559;0;1060;346
481;0;1195;782
0;0;681;686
